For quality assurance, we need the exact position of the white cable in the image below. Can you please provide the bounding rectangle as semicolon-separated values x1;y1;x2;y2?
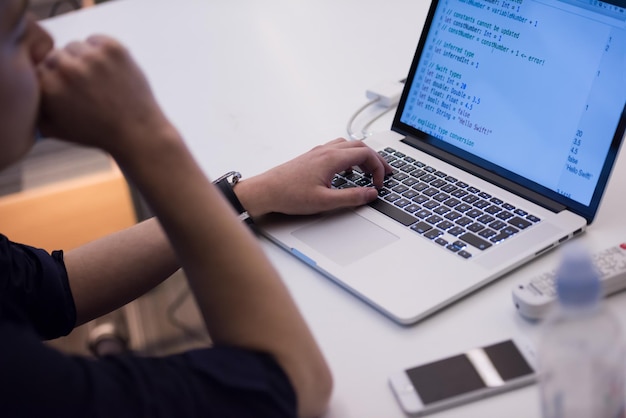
361;106;396;138
346;97;381;140
346;79;405;140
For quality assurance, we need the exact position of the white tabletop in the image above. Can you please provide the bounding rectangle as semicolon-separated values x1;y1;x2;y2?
42;1;626;417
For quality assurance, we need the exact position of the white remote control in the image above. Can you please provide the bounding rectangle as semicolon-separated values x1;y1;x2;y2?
512;243;626;320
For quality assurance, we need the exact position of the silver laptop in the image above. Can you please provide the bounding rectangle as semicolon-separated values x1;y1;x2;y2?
257;0;626;324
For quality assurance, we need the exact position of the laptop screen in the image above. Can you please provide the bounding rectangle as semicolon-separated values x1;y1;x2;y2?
394;0;626;221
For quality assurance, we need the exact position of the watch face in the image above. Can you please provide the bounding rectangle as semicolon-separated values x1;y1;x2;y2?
215;171;242;186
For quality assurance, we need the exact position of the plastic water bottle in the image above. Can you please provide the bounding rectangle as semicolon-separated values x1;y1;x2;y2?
538;244;625;418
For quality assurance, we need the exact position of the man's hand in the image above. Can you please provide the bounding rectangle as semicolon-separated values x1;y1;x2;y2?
37;35;173;158
236;138;393;217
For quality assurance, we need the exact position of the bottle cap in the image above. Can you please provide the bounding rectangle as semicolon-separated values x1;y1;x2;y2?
555;243;601;307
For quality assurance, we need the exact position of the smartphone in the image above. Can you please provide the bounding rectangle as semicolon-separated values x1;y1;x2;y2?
389;339;537;416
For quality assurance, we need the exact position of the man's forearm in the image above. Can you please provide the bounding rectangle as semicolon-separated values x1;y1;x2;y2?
65;217;179;326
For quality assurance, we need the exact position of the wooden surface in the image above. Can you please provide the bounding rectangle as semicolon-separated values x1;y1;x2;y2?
0;162;137;252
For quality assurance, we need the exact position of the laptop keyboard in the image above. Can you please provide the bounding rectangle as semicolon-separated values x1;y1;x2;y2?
331;147;541;259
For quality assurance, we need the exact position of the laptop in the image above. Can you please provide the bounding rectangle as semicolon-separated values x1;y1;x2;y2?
257;0;626;325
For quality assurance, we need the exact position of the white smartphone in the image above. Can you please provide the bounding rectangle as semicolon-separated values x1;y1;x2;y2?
389;339;537;416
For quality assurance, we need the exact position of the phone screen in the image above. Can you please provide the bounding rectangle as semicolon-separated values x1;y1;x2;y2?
405;340;534;405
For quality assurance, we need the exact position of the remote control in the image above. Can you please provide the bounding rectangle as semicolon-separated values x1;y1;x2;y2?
512;243;626;320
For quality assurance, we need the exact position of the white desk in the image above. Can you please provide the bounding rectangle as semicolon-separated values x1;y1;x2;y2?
42;1;626;417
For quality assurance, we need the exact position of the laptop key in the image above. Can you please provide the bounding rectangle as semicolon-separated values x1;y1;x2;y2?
384;179;399;188
503;226;519;235
453;240;467;249
425;215;443;224
415;209;432;218
390;160;407;168
435;238;448;246
488;220;507;230
484;205;501;214
456;217;473;227
402;177;420;187
368;199;418;226
411;221;432;234
466;209;482;218
508;216;532;229
444;211;462;221
490;231;513;243
392;184;409;194
444;197;461;207
467;223;485;232
405;204;420;213
477;214;495;224
355;178;372;187
412;182;429;191
451;189;469;198
402;190;419;199
433;192;449;202
496;211;514;220
502;203;516;211
394;198;411;208
448;226;465;236
459;232;493;250
456;203;472;212
412;195;429;204
344;172;361;182
424;229;444;240
331;177;347;187
434;206;451;215
446;244;460;252
392;172;409;181
437;220;455;230
411;169;427;179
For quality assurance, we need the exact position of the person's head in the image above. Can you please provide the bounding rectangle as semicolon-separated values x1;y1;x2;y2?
0;0;53;170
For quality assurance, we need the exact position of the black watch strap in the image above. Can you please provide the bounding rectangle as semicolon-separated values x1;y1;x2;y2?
214;171;254;226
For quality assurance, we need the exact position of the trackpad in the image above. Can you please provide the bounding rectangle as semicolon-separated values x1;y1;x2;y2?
292;212;399;266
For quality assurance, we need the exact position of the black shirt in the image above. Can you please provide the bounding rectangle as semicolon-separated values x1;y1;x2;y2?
0;235;296;417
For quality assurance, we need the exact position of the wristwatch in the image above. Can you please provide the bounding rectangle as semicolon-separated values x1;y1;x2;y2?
213;171;254;226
